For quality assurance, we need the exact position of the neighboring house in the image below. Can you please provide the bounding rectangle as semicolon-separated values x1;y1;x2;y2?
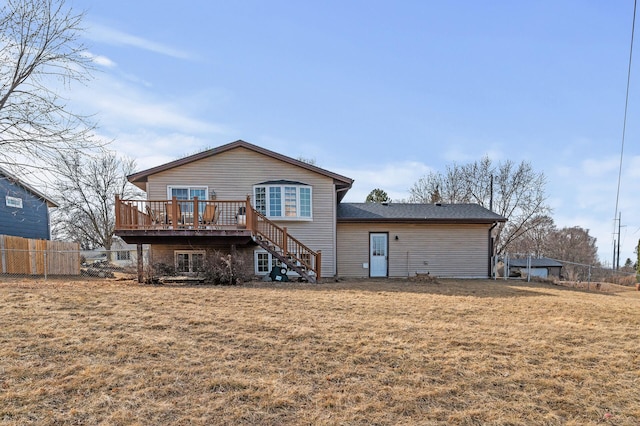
115;140;506;282
0;166;57;240
108;239;140;267
506;257;563;279
81;239;147;267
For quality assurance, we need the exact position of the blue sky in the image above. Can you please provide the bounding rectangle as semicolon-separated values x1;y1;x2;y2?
68;0;640;265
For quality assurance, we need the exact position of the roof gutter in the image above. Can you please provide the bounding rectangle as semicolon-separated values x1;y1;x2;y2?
337;217;506;225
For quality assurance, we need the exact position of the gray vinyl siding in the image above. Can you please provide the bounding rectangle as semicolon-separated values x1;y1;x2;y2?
145;147;338;276
337;223;492;278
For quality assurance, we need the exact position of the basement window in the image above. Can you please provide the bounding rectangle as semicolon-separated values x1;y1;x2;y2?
255;250;279;275
175;250;205;274
254;250;300;277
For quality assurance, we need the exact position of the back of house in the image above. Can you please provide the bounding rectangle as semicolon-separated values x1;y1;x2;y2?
117;140;352;280
115;140;506;281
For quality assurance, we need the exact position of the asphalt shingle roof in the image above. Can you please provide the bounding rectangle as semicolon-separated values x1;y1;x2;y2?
337;202;506;223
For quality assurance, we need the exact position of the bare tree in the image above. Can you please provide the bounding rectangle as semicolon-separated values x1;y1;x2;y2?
365;188;391;203
409;156;550;255
546;226;599;281
296;156;317;166
52;151;141;250
507;215;556;257
0;0;100;174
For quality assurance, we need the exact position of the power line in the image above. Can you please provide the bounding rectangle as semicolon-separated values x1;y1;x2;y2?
613;0;637;262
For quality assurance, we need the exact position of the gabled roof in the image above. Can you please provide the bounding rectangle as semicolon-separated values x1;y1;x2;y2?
337;202;506;224
508;257;563;268
0;166;58;207
128;140;354;199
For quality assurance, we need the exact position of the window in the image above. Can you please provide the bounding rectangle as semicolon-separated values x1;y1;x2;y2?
167;186;208;215
6;196;23;209
299;187;311;217
284;186;297;216
116;251;131;261
168;187;207;200
175;250;205;274
255;250;279;274
255;187;266;215
253;182;312;219
254;250;303;276
269;187;282;216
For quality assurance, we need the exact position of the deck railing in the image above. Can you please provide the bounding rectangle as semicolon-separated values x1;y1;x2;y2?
115;196;250;231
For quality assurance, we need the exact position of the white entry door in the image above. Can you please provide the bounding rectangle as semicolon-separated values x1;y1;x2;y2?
370;233;388;277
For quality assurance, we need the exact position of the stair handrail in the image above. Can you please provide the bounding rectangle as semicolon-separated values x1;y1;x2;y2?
248;205;320;279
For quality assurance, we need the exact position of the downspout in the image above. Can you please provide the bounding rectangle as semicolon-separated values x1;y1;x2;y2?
335;185;351;279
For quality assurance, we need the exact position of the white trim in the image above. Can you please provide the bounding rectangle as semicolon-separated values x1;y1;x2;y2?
370;233;388;277
174;250;206;274
253;249;299;276
252;183;312;220
166;185;209;200
254;249;275;275
6;196;23;209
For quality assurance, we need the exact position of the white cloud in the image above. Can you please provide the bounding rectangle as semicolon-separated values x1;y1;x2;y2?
106;130;212;171
87;23;195;60
93;54;116;68
71;73;228;136
580;157;619;177
81;51;117;68
625;155;640;178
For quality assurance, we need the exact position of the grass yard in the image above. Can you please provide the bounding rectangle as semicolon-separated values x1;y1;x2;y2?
1;278;639;425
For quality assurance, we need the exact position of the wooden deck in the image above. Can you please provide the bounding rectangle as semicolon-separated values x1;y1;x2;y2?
115;196;252;232
114;196;321;281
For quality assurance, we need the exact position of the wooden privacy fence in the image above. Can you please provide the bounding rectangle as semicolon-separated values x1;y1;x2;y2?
0;235;80;276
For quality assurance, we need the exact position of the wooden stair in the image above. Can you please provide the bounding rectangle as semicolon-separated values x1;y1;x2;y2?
248;207;320;283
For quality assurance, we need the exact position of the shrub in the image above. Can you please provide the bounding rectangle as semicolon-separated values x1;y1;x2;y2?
201;250;253;285
602;273;637;287
153;262;175;276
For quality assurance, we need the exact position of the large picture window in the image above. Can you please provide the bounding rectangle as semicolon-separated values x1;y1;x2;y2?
253;181;312;220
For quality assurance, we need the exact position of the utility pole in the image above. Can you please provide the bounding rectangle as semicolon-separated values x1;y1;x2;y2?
617;212;622;270
613;213;623;270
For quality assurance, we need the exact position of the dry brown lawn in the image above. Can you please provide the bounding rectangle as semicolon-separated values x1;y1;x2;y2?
1;277;639;425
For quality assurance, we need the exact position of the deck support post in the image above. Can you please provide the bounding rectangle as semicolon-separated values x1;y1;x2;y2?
283;227;288;257
115;195;121;229
193;197;199;230
245;195;253;232
316;250;321;281
137;244;144;283
172;196;178;228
